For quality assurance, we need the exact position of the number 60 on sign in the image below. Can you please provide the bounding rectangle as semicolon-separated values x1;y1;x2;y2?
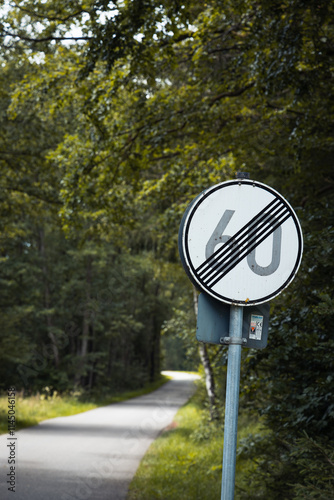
178;179;303;306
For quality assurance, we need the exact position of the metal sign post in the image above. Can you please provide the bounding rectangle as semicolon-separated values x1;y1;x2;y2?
178;174;303;499
221;305;243;500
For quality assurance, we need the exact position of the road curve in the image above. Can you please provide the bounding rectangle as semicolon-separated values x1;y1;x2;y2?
0;371;199;500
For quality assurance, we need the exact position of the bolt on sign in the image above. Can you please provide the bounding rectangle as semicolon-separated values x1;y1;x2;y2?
179;179;303;306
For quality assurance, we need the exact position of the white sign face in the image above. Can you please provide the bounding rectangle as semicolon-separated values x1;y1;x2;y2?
179;180;303;305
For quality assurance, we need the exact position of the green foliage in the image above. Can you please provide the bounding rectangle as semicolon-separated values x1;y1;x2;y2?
0;222;173;392
239;197;334;498
236;431;334;500
291;434;334;499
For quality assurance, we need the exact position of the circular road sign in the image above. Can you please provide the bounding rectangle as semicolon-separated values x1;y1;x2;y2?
179;179;303;305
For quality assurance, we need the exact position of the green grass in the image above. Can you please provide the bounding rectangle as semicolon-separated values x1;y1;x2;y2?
0;376;169;435
128;394;268;500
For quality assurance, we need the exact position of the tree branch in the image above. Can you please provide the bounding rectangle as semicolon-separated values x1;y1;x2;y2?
0;149;49;157
4;186;62;205
10;2;90;23
151;153;180;162
159;31;195;48
209;82;254;105
2;28;92;43
207;45;243;55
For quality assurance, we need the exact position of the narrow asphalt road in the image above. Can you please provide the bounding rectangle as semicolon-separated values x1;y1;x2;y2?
0;372;198;500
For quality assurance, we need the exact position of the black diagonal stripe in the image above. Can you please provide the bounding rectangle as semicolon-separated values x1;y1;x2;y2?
203;207;290;286
198;201;288;282
196;197;284;278
198;199;288;284
196;197;281;273
207;211;291;288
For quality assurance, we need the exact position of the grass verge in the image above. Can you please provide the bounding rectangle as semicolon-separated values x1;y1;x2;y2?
0;375;169;435
128;393;268;500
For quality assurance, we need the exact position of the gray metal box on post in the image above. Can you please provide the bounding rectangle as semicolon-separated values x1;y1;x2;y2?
196;292;270;349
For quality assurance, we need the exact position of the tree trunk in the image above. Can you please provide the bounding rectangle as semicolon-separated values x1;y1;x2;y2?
74;257;93;387
88;325;95;390
150;283;161;382
39;227;59;367
193;287;218;420
107;339;113;377
150;315;161;382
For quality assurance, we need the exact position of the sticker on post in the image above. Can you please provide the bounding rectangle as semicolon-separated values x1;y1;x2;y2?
249;314;263;340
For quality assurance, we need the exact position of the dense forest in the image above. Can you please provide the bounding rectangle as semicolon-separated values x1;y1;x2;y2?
0;0;333;498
